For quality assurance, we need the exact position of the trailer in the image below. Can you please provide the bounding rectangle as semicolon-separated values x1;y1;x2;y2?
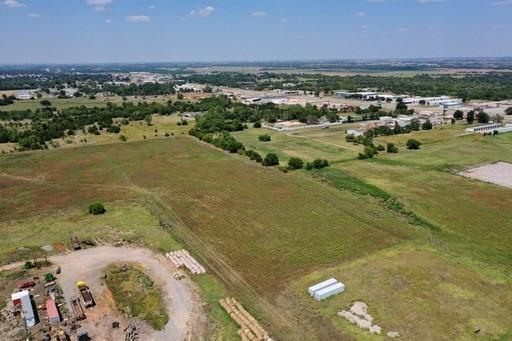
70;296;85;320
76;281;94;308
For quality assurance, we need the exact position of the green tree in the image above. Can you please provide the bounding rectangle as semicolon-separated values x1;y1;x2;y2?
476;111;490;124
466;111;475;124
409;118;421;131
406;139;422;150
422;120;433;130
453;110;464;120
262;153;279;167
287;157;304;170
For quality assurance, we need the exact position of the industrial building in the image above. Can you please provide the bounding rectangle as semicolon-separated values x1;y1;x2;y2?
11;290;36;327
466;123;512;134
16;90;34;100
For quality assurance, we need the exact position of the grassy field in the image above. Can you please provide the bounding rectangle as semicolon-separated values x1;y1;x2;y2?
278;244;512;340
105;263;169;330
0;136;427;339
1;123;512;339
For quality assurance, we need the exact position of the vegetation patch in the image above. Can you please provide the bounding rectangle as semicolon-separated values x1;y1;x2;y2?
105;263;169;331
313;167;438;230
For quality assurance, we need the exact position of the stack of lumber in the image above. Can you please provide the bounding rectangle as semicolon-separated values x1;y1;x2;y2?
220;297;271;341
165;249;206;274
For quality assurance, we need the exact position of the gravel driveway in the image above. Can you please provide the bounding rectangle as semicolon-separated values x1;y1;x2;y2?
51;246;205;340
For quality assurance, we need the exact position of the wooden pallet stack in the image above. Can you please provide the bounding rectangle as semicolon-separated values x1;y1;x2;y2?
220;297;271;341
165;249;206;274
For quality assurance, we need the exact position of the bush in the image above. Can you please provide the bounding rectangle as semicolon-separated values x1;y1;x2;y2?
245;150;263;163
253;121;262;128
506;107;512;115
422;120;433;130
258;134;271;142
476;111;490;124
262;153;279;167
406;139;422;150
376;144;385;151
40;99;52;107
386;143;399;153
287;157;304;170
88;202;106;215
311;159;329;169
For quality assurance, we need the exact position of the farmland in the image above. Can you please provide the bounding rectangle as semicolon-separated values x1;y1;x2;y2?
1;119;512;339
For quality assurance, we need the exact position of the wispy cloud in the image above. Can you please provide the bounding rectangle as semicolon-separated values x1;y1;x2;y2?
355;11;366;17
252;11;267;17
492;0;512;5
86;0;113;11
3;0;27;8
105;18;114;24
190;6;215;17
27;13;40;17
280;18;288;23
125;15;151;23
397;27;409;32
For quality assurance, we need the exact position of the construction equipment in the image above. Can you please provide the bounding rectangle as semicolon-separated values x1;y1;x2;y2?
70;237;81;251
45;272;56;282
70;296;86;320
76;281;94;308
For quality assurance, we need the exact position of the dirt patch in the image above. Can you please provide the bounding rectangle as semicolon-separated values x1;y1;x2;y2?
460;162;512;189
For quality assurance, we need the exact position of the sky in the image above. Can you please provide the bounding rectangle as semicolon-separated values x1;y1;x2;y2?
1;0;512;63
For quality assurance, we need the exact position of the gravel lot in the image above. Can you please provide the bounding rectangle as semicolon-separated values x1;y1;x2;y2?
460;162;512;189
51;246;206;340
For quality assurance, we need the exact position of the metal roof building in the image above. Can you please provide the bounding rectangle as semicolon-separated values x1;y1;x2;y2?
11;290;36;327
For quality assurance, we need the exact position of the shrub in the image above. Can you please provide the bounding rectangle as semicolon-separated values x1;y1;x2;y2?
40;99;52;107
506;107;512;115
386;143;399;153
476;111;490;124
422;120;433;130
88;202;106;215
262;153;279;166
311;159;329;169
258;134;271;142
287;157;304;170
253;121;262;128
406;139;421;150
376;144;385;151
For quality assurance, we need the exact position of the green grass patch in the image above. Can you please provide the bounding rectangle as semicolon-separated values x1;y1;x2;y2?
105;263;169;331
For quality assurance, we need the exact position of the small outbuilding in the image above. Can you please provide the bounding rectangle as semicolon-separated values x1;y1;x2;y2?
46;299;60;325
314;282;345;301
11;290;36;327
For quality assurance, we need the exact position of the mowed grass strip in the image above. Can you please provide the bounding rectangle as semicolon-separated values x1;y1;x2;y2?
105;263;169;331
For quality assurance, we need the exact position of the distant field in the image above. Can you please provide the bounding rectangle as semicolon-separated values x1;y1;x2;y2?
0;94;177;111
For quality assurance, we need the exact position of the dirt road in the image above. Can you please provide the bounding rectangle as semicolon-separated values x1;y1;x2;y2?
50;246;205;340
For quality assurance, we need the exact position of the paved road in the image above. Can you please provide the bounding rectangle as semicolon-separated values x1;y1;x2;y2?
35;246;204;340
